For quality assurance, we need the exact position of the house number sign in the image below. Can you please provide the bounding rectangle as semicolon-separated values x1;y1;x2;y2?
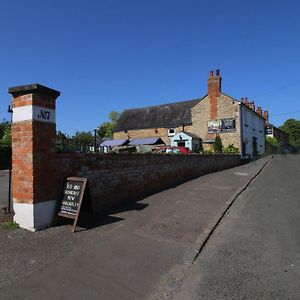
12;105;56;123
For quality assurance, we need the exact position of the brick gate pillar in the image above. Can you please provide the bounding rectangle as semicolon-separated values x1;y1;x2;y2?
8;84;60;231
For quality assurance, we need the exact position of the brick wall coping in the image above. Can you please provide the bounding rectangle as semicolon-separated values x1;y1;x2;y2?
57;152;240;158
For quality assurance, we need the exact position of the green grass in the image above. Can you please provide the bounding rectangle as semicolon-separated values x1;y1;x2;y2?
2;220;19;230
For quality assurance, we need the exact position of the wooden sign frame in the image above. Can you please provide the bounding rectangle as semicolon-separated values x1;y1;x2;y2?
57;177;87;232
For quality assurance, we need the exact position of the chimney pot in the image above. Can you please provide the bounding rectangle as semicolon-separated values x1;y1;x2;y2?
256;106;263;116
242;97;249;106
216;69;220;76
209;70;214;77
263;110;269;123
249;101;255;111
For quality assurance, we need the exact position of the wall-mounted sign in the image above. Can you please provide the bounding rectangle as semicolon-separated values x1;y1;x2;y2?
208;118;236;133
57;177;89;232
265;126;273;135
13;105;55;123
208;119;222;133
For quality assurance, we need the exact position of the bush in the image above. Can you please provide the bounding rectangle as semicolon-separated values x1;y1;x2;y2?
223;144;239;154
266;136;279;149
202;149;214;155
213;135;223;154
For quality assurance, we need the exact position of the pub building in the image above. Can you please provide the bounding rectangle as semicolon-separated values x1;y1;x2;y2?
113;70;266;158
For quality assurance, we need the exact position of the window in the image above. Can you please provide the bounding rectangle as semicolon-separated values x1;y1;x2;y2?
244;110;249;127
208;118;236;133
168;128;175;136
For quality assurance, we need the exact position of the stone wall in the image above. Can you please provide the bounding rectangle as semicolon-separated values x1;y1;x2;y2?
113;125;192;145
191;94;241;150
56;153;241;211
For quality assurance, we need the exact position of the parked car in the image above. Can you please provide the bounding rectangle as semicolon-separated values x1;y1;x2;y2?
165;146;191;154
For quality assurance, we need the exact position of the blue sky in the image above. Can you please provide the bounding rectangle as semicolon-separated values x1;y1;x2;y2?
1;0;299;135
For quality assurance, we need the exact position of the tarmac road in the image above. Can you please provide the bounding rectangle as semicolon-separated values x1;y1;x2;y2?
173;155;300;300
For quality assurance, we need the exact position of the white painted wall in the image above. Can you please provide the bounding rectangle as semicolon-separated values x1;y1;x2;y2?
13;105;56;123
170;132;193;150
241;106;265;157
13;200;57;231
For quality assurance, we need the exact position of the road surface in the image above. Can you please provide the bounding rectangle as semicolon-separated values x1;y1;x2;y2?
173;155;300;299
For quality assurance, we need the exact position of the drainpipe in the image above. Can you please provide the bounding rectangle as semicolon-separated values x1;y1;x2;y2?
239;102;244;158
7;105;13;214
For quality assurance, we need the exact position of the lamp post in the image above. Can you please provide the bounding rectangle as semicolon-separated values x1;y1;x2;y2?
94;129;97;153
7;105;13;214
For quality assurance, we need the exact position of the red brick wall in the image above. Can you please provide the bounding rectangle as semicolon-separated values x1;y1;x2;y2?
55;153;241;211
10;86;59;205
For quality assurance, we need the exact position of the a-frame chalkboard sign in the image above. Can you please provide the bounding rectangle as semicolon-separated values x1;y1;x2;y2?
57;177;88;232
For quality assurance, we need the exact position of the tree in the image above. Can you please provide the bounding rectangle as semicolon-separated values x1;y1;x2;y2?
0;121;11;148
266;136;279;149
279;119;300;149
213;134;223;153
97;111;120;138
73;131;93;145
56;131;68;152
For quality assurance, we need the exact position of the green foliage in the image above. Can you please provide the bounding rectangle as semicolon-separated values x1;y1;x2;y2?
56;130;94;152
73;131;93;145
0;121;11;148
2;220;19;230
279;119;300;149
223;144;239;154
97;111;120;138
202;149;214;155
266;136;279;149
108;111;120;123
98;121;115;138
213;134;223;154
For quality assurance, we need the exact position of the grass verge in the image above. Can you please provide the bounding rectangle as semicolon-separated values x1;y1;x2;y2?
2;220;19;230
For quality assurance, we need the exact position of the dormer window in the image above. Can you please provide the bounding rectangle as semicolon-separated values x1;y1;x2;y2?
168;128;175;136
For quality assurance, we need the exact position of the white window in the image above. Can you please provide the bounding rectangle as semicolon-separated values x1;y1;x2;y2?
168;128;175;136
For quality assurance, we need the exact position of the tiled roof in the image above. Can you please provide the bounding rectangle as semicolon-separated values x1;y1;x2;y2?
100;139;129;147
129;137;165;145
115;99;201;131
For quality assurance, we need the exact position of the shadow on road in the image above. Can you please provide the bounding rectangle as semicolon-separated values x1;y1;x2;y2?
56;202;149;231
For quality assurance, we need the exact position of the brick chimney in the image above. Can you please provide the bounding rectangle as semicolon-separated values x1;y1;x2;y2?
249;101;255;111
241;97;249;106
208;69;222;119
256;106;263;116
263;110;269;123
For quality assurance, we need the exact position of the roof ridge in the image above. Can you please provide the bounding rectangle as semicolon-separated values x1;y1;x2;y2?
123;98;201;112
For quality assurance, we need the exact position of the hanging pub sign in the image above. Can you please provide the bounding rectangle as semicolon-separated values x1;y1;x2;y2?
57;177;88;232
265;125;273;135
208;118;236;133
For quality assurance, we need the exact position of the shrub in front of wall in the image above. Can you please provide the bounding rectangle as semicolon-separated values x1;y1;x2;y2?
213;135;223;154
202;149;214;155
223;144;239;154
